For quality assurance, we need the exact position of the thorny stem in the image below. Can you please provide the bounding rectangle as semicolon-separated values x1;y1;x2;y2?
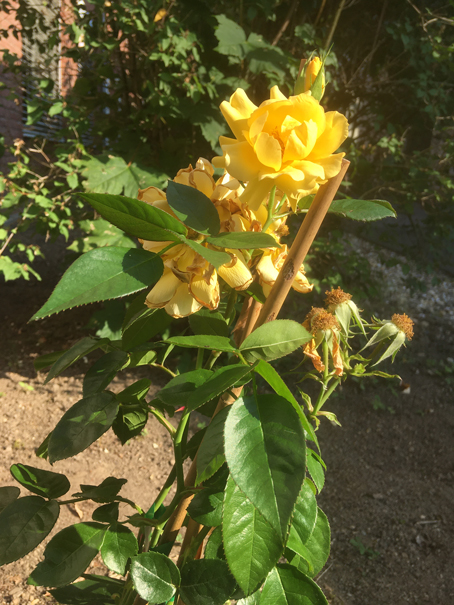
314;376;342;414
149;362;177;378
204;350;222;369
196;347;204;370
174;410;191;493
153;465;177;512
313;341;330;415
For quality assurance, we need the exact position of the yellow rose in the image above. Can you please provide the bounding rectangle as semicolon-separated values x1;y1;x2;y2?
212;86;348;211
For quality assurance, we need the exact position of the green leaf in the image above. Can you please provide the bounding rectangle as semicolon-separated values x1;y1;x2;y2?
189;309;229;337
50;576;122;604
238;594;261;605
166;335;237;353
45;337;108;383
112;404;148;444
34;350;66;372
166;181;220;236
207;231;280;249
186;365;252;412
286;509;331;578
196;407;229;485
0;496;59;566
254;361;318;446
260;564;328;604
29;523;106;587
48;101;64;116
156;369;213;407
83;351;129;397
224;395;306;539
32;248;164;320
179;559;236;605
188;488;223;527
306;449;325;493
0;486;20;513
68;218;135;254
10;464;70;499
179;238;231;269
122;308;172;350
127;346;158;368
92;502;119;524
80;193;186;241
48;392;119;463
240;320;312;362
73;477;127;503
223;475;283;594
214;14;247;59
101;523;138;575
329;199;396;221
116;379;151;403
83;155;168;198
204;526;225;561
130;552;180;604
286;482;318;554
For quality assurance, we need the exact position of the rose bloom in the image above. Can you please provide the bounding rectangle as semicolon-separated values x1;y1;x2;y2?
138;158;253;318
256;244;312;298
212;86;348;211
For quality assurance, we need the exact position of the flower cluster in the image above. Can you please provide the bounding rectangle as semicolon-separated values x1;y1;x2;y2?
137;78;349;318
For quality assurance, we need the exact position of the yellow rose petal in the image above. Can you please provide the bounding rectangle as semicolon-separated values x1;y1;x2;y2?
141;240;173;254
229;88;258;118
239;177;275;211
190;169;216;198
195;157;215;175
146;271;181;308
138;186;166;204
219;139;264;182
257;251;279;284
315;153;345;180
249;111;268;144
281;115;302;134
309;111;348;160
254;131;282;171
293;271;313;293
217;253;252;291
165;284;202;318
190;272;220;309
283;130;307;164
270;85;287;101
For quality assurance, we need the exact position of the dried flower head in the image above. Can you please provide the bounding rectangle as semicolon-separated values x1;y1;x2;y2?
302;308;343;376
324;287;352;308
391;313;414;340
306;307;340;335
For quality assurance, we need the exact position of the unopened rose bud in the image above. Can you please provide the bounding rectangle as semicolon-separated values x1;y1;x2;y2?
294;55;325;101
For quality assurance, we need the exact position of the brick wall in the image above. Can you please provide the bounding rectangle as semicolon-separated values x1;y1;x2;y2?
0;3;23;166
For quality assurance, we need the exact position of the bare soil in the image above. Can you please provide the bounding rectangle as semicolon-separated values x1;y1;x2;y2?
1;252;453;605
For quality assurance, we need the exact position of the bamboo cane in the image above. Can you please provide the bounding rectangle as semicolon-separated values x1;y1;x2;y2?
254;158;350;329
